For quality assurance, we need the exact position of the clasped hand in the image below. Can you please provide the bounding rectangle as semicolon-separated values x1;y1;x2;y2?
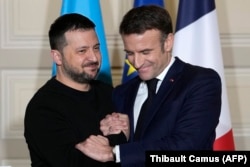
75;112;129;162
100;112;129;140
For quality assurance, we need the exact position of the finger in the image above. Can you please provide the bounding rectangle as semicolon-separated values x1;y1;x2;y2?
87;135;109;149
87;135;100;144
100;115;113;125
117;113;129;121
109;129;122;135
111;112;120;119
108;120;128;128
100;115;114;135
101;120;126;132
95;135;109;145
100;122;113;136
86;136;104;148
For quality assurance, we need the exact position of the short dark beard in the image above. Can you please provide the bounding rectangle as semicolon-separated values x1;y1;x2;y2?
66;69;94;84
61;56;99;84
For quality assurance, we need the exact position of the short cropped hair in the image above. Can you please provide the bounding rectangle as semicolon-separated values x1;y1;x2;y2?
49;13;95;52
119;5;173;36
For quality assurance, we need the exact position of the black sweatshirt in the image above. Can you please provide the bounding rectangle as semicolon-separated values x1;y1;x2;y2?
24;77;125;167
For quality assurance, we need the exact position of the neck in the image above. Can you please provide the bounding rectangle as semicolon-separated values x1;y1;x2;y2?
55;75;91;92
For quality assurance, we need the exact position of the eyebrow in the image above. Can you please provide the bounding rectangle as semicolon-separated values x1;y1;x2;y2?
124;48;153;53
77;43;100;49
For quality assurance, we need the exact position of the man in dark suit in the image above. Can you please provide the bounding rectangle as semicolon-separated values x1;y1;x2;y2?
78;5;222;167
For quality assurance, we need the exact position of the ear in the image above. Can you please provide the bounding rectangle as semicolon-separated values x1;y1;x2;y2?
164;33;174;52
50;50;62;65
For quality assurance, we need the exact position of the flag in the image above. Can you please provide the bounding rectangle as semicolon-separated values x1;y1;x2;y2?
133;0;164;7
121;0;165;83
172;0;235;150
52;0;112;85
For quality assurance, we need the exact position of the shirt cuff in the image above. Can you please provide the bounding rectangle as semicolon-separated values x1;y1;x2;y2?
113;145;121;163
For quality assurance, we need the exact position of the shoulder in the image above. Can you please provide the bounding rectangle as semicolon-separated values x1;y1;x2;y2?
173;58;221;90
179;64;222;94
31;77;61;98
173;57;220;81
185;63;221;81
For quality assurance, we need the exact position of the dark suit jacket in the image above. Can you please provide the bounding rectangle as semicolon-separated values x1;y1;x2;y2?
112;57;222;167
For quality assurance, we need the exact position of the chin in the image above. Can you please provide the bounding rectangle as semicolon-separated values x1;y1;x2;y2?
139;75;153;81
89;74;98;80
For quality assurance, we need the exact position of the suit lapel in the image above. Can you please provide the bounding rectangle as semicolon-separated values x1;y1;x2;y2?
141;57;186;136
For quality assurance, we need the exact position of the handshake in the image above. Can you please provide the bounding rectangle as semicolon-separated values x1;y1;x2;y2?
75;112;129;162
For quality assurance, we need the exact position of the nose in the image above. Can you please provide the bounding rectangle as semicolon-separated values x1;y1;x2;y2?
88;49;99;61
133;54;144;69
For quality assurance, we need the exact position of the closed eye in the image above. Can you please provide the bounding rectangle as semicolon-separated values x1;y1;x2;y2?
78;49;87;54
141;50;151;55
126;52;134;56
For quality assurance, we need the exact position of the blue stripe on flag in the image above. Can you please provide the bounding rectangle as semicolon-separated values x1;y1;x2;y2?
175;0;215;32
52;0;112;85
134;0;164;7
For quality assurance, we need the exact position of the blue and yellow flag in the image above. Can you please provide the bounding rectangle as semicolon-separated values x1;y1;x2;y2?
52;0;112;85
121;0;165;83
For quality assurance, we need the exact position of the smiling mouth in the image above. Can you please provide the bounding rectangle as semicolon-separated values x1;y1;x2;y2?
83;62;99;68
138;66;150;73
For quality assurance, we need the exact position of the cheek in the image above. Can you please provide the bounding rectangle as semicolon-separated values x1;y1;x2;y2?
127;56;135;65
155;55;169;70
97;53;102;61
97;54;102;66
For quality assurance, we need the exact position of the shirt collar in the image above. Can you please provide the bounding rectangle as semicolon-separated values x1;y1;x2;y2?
156;56;175;81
